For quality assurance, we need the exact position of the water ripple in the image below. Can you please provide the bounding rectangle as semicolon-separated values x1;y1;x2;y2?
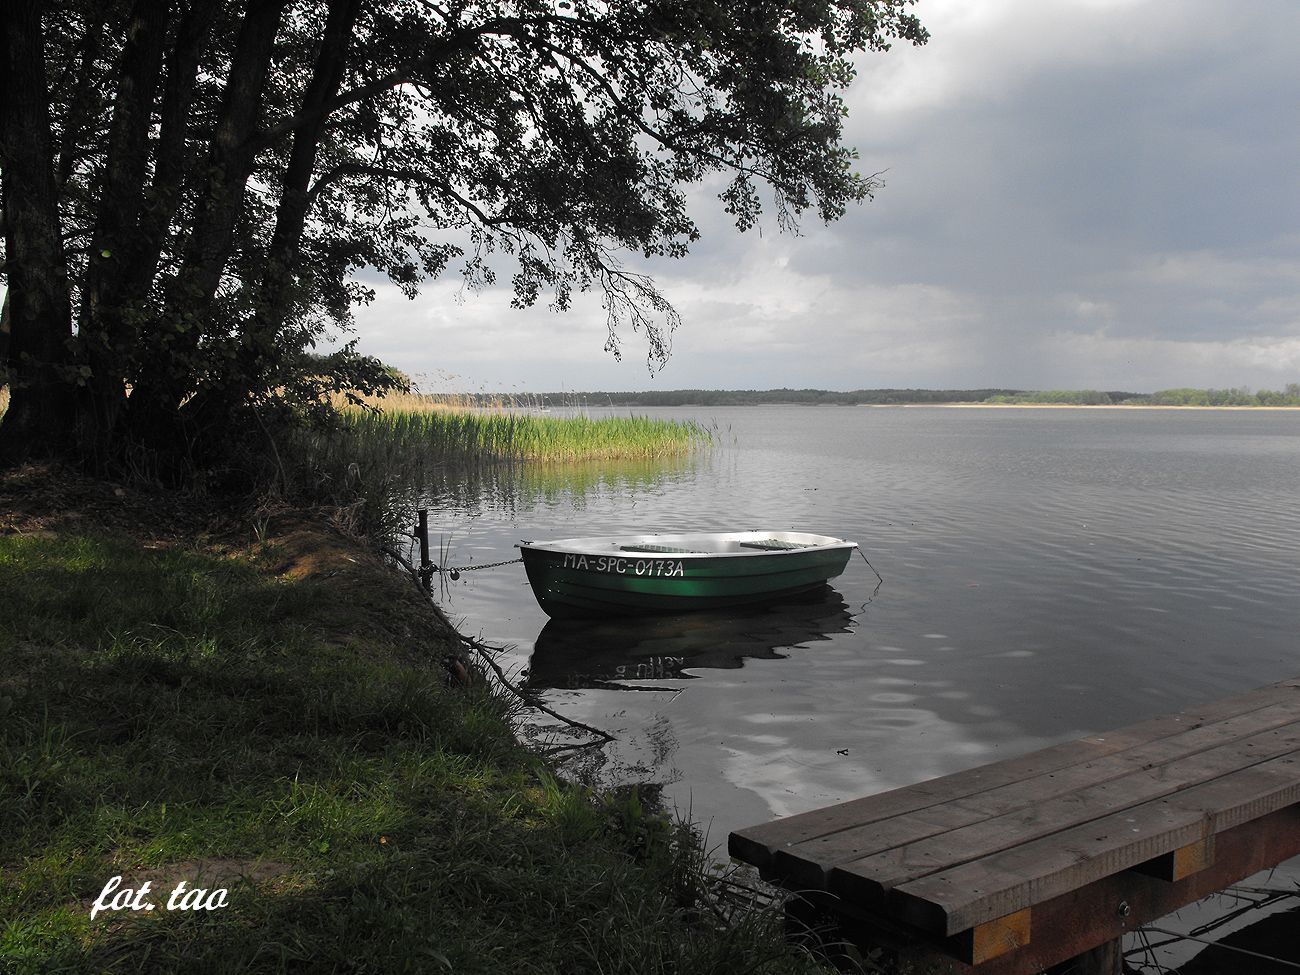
422;406;1300;838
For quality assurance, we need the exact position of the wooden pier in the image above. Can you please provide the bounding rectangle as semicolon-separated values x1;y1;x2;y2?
729;678;1300;974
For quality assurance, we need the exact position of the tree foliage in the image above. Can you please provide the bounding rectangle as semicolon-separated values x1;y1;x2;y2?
1;0;927;472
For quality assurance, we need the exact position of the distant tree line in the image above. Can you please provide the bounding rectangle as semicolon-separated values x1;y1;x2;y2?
985;387;1300;407
984;390;1140;405
442;386;1300;408
526;388;1024;406
1144;385;1300;406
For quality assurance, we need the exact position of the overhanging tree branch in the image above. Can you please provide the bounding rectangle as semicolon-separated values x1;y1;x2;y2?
250;13;576;153
0;0;927;466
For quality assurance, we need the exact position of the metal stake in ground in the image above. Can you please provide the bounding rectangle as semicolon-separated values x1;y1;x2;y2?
416;509;433;592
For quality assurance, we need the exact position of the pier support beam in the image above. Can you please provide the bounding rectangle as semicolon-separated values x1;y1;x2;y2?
1047;939;1121;975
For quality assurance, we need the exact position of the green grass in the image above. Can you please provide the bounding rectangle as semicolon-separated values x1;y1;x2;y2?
0;531;829;974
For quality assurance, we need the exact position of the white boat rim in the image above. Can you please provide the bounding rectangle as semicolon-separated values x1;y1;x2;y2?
521;530;857;558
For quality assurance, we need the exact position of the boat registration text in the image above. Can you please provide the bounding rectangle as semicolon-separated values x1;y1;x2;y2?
561;554;686;578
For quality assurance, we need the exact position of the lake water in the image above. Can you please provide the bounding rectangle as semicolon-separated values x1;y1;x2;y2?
412;406;1300;847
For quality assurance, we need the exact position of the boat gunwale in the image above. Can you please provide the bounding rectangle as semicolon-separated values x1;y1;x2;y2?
518;531;858;560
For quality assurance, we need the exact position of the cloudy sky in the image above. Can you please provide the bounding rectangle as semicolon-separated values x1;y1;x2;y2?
351;0;1300;394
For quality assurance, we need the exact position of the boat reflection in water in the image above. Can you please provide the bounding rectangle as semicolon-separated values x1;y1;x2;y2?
523;585;855;691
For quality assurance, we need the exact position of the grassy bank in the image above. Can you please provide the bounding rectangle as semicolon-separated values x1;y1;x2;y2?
0;474;828;974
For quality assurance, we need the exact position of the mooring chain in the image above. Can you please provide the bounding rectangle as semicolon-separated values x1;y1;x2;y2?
431;556;523;580
409;510;525;579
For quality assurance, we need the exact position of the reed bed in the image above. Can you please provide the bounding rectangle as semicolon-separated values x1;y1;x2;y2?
338;390;566;414
339;399;711;464
282;399;710;539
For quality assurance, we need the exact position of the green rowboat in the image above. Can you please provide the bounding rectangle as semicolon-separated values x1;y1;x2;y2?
519;531;858;618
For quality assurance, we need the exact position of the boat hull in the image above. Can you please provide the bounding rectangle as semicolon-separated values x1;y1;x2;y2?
519;531;857;619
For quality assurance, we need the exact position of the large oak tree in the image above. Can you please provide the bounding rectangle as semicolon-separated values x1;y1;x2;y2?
0;0;926;469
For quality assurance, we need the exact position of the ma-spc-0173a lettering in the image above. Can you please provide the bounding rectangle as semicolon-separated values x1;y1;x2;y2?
561;553;686;577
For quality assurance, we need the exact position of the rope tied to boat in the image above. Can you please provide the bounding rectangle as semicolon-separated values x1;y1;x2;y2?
857;547;884;585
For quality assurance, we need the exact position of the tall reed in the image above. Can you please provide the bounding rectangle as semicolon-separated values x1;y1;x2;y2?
343;408;710;464
282;399;710;540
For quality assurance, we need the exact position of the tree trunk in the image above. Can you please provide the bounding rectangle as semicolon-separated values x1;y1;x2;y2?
127;0;288;456
120;0;221;305
78;0;172;460
0;1;76;463
229;0;362;397
1;290;11;379
257;0;361;340
185;0;362;437
54;0;112;192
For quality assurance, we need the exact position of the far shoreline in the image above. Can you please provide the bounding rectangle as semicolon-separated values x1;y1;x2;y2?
872;402;1300;411
446;388;1300;410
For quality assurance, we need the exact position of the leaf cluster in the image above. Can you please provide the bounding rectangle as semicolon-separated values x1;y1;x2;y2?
2;0;925;470
33;0;923;356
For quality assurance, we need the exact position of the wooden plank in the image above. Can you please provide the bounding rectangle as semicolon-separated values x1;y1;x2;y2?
769;701;1300;887
824;721;1300;911
950;835;1214;966
878;804;1300;975
728;678;1300;872
876;751;1300;935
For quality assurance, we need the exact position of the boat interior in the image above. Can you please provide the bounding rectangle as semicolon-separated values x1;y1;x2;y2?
528;531;856;557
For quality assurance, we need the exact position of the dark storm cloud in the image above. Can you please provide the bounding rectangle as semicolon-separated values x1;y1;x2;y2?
803;0;1300;347
353;0;1300;391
